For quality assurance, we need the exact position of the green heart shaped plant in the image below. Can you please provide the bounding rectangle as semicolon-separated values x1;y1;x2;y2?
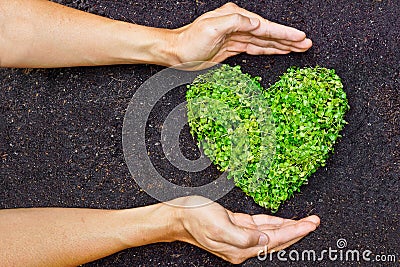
186;64;349;212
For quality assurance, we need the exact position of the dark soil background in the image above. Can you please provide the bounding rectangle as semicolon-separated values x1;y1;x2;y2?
1;0;399;266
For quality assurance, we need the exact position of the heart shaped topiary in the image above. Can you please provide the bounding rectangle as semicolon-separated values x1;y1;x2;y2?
186;64;349;212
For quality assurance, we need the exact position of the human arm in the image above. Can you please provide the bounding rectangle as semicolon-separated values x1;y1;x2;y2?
0;196;319;266
0;203;176;266
0;0;176;68
0;1;312;68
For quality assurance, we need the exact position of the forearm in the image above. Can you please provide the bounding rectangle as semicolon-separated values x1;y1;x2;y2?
0;0;179;68
0;204;181;266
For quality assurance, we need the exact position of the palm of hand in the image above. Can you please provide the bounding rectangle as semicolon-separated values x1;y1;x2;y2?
173;196;319;264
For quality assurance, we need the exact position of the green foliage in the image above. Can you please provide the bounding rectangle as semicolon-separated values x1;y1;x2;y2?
186;64;349;212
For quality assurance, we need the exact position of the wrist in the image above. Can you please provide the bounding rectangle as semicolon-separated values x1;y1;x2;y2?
161;202;190;243
111;21;180;66
151;28;181;66
161;196;209;243
115;202;184;247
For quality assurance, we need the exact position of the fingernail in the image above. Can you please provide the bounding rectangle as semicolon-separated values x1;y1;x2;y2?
250;17;259;26
258;233;268;245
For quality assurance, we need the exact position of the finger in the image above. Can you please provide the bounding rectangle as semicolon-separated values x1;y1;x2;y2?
200;13;260;36
211;3;308;42
231;213;297;232
224;40;248;53
251;214;294;226
246;44;292;55
228;212;258;229
271;236;304;252
235;235;304;260
256;215;320;233
256;219;301;232
228;34;311;52
301;215;320;226
272;37;312;50
223;40;291;55
243;221;319;258
255;20;307;41
214;223;268;249
229;33;313;50
263;220;318;249
271;37;312;49
242;234;304;260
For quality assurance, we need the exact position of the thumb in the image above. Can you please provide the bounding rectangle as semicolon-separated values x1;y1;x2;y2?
204;13;260;35
223;225;269;248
